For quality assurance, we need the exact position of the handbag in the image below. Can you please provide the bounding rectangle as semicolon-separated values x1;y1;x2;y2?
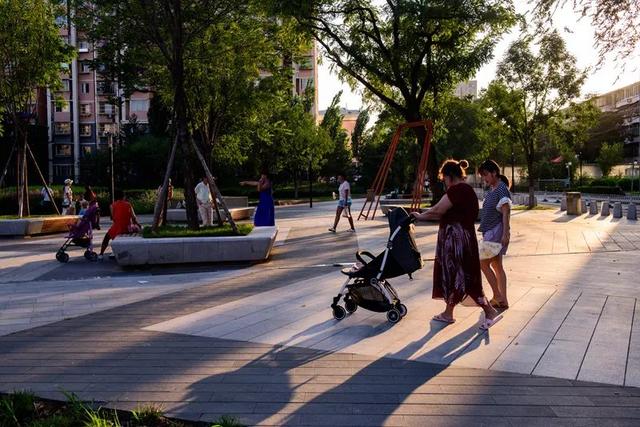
478;240;503;260
127;223;141;233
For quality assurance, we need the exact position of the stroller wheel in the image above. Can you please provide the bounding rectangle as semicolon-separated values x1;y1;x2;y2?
386;308;401;324
332;305;347;321
344;298;358;314
397;303;408;317
56;251;69;263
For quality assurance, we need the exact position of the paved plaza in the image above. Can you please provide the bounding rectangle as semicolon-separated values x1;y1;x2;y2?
2;200;640;425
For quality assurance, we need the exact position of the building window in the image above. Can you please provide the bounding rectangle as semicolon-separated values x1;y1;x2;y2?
54;165;73;179
80;62;91;73
78;40;90;52
297;56;313;70
80;103;91;115
97;81;116;95
80;124;92;136
60;80;70;92
129;99;149;112
55;144;72;157
82;146;93;156
295;77;312;95
54;123;71;135
99;102;115;115
81;82;90;94
55;16;67;27
98;123;116;136
55;102;70;113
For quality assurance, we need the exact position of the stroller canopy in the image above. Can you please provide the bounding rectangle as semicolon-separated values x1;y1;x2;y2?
388;208;423;275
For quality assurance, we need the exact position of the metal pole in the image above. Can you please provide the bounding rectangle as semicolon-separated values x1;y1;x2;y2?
579;152;583;187
308;160;313;208
109;133;114;205
511;149;515;191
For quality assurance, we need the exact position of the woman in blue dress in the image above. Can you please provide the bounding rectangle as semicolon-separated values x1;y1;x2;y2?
240;170;275;226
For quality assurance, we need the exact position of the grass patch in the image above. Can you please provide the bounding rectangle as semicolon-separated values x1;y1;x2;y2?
142;224;253;238
512;204;555;211
0;214;63;220
0;391;245;427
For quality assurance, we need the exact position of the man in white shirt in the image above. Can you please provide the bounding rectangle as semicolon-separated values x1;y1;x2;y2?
40;184;54;212
194;176;213;226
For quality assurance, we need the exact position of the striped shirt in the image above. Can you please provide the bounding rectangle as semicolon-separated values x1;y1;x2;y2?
479;182;511;232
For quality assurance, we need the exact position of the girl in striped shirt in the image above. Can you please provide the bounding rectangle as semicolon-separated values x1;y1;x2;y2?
478;160;512;309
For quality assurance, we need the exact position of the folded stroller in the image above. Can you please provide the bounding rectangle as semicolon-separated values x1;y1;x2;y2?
56;203;99;263
331;207;423;323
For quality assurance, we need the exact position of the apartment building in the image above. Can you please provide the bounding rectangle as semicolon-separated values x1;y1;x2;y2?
48;15;151;184
594;80;640;161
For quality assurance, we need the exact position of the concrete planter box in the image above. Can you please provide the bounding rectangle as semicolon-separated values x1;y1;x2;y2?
166;207;254;223
0;216;79;236
111;226;277;266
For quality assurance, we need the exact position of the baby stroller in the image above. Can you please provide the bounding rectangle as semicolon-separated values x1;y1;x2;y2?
56;203;99;263
331;207;423;323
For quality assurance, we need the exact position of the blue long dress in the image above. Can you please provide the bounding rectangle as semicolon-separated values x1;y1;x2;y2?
253;180;275;226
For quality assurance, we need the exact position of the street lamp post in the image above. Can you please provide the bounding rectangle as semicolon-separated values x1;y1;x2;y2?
108;132;115;205
576;152;583;187
566;161;572;188
633;159;639;193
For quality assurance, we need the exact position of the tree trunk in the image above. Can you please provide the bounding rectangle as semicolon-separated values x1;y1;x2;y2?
527;156;536;209
294;172;299;199
152;132;179;230
16;135;24;218
22;143;30;217
27;143;59;215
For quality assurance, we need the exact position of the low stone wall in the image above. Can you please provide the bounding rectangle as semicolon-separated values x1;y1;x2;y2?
111;226;277;266
0;216;79;236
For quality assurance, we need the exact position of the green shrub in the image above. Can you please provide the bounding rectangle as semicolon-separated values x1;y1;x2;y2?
142;224;253;238
28;415;74;427
211;416;244;427
130;405;164;426
0;391;37;426
574;186;625;195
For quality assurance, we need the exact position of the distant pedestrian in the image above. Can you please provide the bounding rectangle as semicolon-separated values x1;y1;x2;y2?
62;179;74;215
195;176;213;226
83;186;101;230
99;189;140;260
40;183;54;212
411;159;501;329
240;170;274;226
329;173;355;233
478;160;512;309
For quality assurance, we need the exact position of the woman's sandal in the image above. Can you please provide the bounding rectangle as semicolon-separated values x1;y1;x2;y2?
489;298;509;310
480;314;503;330
432;314;455;324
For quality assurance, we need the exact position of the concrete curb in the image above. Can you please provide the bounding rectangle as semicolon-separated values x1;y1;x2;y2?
0;216;79;236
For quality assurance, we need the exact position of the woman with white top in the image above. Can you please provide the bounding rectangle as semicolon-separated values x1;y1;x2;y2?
62;179;74;215
329;173;355;233
478;160;512;309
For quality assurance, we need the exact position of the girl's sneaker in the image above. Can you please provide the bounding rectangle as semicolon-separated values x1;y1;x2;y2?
328;227;336;233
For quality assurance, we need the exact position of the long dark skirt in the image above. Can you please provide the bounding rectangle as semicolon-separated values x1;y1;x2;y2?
433;222;485;306
254;190;275;226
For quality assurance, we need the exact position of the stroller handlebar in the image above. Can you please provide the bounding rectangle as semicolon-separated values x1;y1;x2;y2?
356;250;376;266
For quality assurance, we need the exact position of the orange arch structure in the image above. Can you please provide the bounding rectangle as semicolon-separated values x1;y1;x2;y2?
358;120;434;221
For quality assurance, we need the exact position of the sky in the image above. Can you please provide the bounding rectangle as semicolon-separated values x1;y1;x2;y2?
317;1;640;111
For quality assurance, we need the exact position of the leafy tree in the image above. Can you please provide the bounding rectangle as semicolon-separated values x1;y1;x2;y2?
320;92;352;177
275;0;517;200
597;142;623;177
484;31;586;206
351;108;370;162
583;110;626;161
534;0;640;69
0;0;73;217
79;0;241;230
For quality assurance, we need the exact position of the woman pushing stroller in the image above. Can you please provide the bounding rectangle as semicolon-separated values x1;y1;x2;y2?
411;159;502;330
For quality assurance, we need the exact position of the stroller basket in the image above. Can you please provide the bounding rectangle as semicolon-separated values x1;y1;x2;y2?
350;279;400;313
